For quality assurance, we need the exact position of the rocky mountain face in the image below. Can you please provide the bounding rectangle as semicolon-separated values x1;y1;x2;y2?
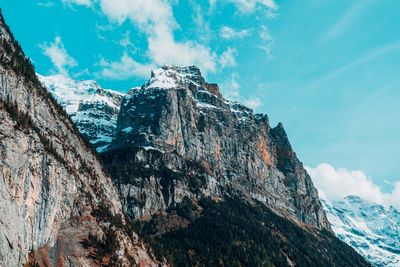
322;196;400;267
38;74;125;152
35;63;370;266
100;67;369;266
104;65;330;230
0;10;155;266
0;9;371;266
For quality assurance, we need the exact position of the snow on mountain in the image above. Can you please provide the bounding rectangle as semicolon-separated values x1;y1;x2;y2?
38;74;126;152
144;65;205;89
322;195;400;267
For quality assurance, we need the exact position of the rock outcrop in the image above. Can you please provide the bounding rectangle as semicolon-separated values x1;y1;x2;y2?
0;10;155;266
103;65;330;230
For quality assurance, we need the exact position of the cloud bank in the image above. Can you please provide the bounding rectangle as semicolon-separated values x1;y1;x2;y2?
99;0;218;75
40;35;77;76
306;163;400;210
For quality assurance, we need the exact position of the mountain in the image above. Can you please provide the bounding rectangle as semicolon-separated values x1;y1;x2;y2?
38;74;125;152
105;65;330;228
322;196;400;267
0;9;370;266
101;65;369;265
0;9;155;266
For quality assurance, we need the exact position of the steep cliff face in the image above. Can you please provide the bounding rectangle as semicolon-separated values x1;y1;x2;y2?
0;10;155;266
38;74;125;152
104;65;330;230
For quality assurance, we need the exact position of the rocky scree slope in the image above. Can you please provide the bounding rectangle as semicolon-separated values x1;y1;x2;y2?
38;74;125;153
0;10;156;266
322;196;400;267
104;65;330;229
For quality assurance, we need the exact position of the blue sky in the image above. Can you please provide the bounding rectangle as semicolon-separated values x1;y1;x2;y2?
1;0;400;202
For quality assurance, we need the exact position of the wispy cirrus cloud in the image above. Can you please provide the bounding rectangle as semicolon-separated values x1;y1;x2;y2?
37;1;55;8
61;0;92;7
40;35;77;77
257;25;274;56
225;0;277;13
221;73;263;110
220;26;251;40
317;1;375;44
307;42;400;91
219;48;237;68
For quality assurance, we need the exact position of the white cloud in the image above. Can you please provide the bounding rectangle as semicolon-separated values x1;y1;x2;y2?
97;52;154;80
98;0;218;75
221;73;241;99
62;0;92;7
220;73;263;109
226;0;277;13
243;97;262;110
258;25;273;56
147;33;217;74
41;36;77;77
306;163;400;210
37;1;55;8
220;26;251;40
219;48;237;68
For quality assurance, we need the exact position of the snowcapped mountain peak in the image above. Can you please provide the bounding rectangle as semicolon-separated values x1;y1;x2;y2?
38;74;124;113
144;65;205;90
38;74;126;152
322;195;400;266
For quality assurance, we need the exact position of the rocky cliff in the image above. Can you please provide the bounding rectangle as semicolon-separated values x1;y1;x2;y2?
104;65;330;230
0;10;155;266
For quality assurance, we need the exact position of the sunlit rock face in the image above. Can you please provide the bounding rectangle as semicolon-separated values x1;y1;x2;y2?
103;65;330;230
0;11;155;267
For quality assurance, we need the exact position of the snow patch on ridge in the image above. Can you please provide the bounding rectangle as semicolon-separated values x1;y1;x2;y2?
144;65;204;90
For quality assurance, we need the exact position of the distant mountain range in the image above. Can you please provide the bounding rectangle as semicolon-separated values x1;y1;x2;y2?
38;74;125;152
322;195;400;267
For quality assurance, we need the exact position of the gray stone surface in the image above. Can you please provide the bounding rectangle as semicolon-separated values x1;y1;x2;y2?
105;65;331;230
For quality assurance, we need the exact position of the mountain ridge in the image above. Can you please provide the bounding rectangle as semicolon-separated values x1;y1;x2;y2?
322;195;400;267
104;65;331;230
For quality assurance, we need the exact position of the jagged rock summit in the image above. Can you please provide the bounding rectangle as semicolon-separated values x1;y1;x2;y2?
100;65;371;265
105;65;331;230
